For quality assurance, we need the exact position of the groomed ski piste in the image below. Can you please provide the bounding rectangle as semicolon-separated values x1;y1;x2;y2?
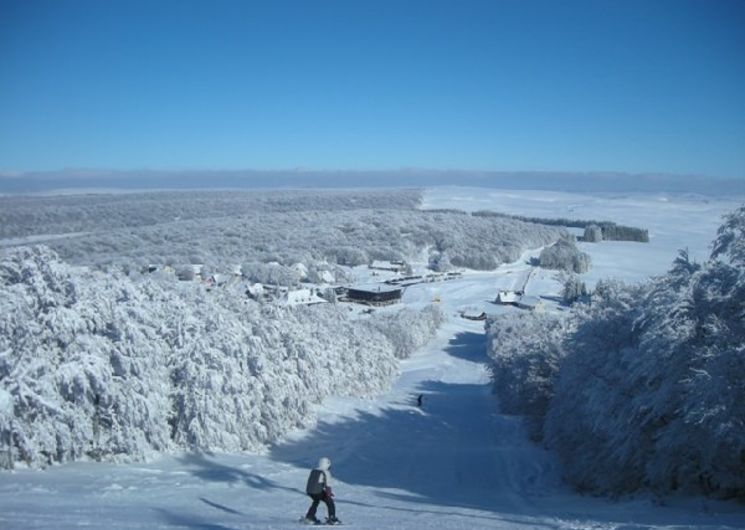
2;188;745;529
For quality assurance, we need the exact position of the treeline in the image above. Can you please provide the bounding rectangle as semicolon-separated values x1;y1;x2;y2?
0;189;423;239
598;223;649;242
1;191;565;280
485;205;745;498
472;210;649;242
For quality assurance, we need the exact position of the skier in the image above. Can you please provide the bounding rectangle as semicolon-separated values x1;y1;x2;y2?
304;456;341;525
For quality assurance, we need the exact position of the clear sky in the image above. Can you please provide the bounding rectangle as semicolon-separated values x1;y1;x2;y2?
1;0;744;178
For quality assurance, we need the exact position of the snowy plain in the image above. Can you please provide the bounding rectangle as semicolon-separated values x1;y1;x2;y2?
1;187;745;529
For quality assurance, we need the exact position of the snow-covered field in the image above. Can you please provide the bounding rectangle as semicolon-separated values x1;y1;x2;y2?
1;187;744;529
422;186;743;286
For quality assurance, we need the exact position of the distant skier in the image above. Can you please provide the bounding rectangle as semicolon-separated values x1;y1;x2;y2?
303;457;341;525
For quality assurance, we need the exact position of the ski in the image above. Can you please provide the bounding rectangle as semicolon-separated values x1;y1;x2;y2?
298;516;346;526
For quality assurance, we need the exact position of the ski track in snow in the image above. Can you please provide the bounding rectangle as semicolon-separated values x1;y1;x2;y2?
1;188;745;529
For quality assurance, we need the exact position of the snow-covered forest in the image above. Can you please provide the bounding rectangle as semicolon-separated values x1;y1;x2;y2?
0;189;422;238
0;188;574;470
486;205;745;498
472;209;650;242
0;189;564;277
0;245;443;469
1;187;744;530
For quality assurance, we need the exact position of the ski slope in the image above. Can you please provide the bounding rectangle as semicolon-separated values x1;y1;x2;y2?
1;188;744;529
2;275;744;529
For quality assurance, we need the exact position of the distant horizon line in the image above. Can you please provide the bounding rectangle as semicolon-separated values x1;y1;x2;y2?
1;167;740;181
2;167;744;197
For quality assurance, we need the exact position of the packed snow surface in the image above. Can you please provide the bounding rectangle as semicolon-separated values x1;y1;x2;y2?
1;188;744;529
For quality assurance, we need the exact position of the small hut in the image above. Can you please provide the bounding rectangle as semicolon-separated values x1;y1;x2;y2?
515;296;544;311
495;290;520;304
461;308;487;320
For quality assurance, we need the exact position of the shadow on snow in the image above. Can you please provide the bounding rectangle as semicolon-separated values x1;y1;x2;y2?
153;506;241;530
442;330;489;364
268;330;526;520
173;451;303;496
167;332;737;529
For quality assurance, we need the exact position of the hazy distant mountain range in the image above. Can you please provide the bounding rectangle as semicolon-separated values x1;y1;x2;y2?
1;168;743;195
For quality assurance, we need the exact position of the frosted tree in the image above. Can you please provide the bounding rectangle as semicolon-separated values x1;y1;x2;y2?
544;207;745;497
559;272;588;305
538;238;591;273
711;204;745;265
485;311;569;440
0;247;172;466
366;305;444;359
0;246;444;469
486;205;745;497
582;224;602;242
542;280;650;493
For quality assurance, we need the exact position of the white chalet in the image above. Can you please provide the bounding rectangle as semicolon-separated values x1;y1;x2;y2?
460;307;487;320
246;283;265;300
495;289;544;311
205;273;232;288
515;296;544;311
495;290;520;304
282;288;328;306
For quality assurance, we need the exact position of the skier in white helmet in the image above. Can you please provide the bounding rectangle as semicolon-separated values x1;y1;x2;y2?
304;457;341;525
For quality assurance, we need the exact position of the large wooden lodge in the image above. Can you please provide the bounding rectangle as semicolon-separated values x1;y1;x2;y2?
344;285;403;306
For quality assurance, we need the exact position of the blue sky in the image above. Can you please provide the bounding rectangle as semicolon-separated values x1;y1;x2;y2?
1;0;744;178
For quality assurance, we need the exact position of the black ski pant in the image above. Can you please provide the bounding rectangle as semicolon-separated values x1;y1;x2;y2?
306;491;335;519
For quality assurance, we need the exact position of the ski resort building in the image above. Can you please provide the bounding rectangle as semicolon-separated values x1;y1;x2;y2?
281;288;328;306
369;260;408;273
495;290;521;304
515;295;544;311
344;285;403;306
245;283;265;300
204;273;228;288
176;264;204;281
495;289;544;311
460;308;487;320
